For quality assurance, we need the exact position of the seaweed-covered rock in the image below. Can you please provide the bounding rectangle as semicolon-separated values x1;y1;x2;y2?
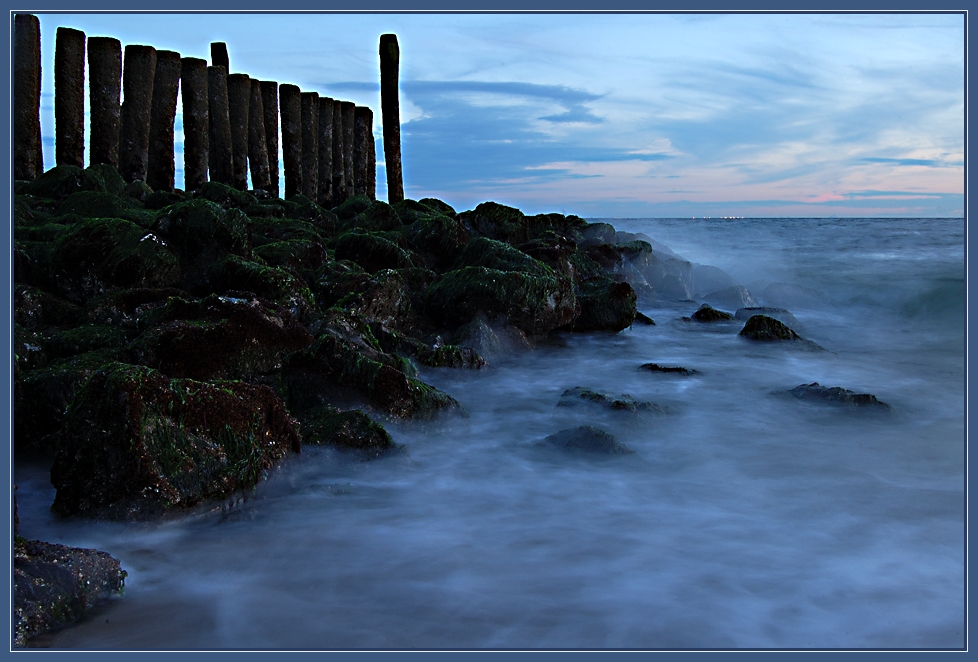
129;295;314;381
424;266;577;337
739;314;802;341
84;287;187;328
345;200;402;232
14;323;49;372
401;213;471;270
455;236;553;277
451;313;532;359
570;277;637;332
49;217;181;304
24;164;125;201
735;306;802;331
299;405;401;458
282;329;462;420
210;255;317;320
690;303;735;323
253;239;329;284
787;382;890;409
331;269;426;336
123;180;153;203
518;231;579;281
458;201;530;245
56;190;134;219
540;425;634;455
14;538;126;647
419;197;457;218
143;189;188;210
283;194;338;233
50;362;301;520
151;199;251;291
333;230;420;274
579;222;617;244
332;194;373;221
45;324;130;360
14;285;83;331
556;386;670;415
193;180;258;209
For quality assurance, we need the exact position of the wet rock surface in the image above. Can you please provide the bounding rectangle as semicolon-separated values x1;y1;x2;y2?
640;363;698;376
540;425;634;455
787;382;890;409
557;386;671;415
739;314;802;341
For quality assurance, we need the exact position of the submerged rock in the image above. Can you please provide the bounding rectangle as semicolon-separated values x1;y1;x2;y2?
51;362;301;520
734;306;802;330
299;405;402;459
639;363;698;376
689;303;735;323
787;382;890;409
557;386;671;415
541;425;634;455
14;538;127;647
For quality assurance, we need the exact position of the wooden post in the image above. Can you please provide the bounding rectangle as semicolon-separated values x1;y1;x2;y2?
279;84;302;199
331;99;346;205
55;27;85;168
379;34;404;204
14;14;42;180
119;45;157;183
367;121;376;201
248;79;271;193
260;81;280;197
211;42;229;73
342;101;355;199
317;97;333;208
146;50;181;192
88;37;121;168
180;57;209;192
300;91;319;201
227;73;251;190
207;65;233;186
353;106;373;198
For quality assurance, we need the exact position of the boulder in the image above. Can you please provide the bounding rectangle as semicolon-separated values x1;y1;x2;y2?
734;306;802;331
298;405;401;458
557;386;671;415
14;285;83;331
14;538;126;647
333;230;421;273
738;314;802;341
689;303;735;322
455;236;553;277
458;201;529;245
570;277;637;332
639;363;698;375
400;213;471;271
540;425;634;455
192;180;258;209
50;362;301;520
209;255;318;321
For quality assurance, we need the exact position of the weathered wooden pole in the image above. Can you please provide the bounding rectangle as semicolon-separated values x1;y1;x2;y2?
55;27;86;168
207;65;233;186
14;14;42;180
341;101;355;199
379;34;404;204
88;37;122;168
227;73;251;190
248;79;271;193
317;97;334;208
331;99;346;205
146;50;181;192
260;81;280;197
119;45;157;183
180;57;209;191
279;84;302;199
366;122;376;201
353;106;373;198
211;42;229;73
300;91;319;201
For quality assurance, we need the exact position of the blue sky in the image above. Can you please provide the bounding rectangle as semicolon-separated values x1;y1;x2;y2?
32;12;964;217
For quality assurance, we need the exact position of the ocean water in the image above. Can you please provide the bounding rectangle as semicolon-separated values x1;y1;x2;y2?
15;217;965;650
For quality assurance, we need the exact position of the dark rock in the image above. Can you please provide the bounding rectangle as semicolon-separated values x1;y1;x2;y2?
128;294;314;381
333;230;420;273
541;425;634;455
50;362;301;519
332;194;372;221
14;285;83;331
639;363;697;376
787;382;890;409
579;222;616;244
734;306;802;331
455;236;553;277
56;190;135;219
45;323;130;359
458;201;529;245
210;255;317;321
518;231;578;281
401;213;471;271
739;314;802;341
123;180;153;203
570;276;637;332
298;405;401;458
557;386;671;415
634;311;655;325
582;241;622;271
83;287;187;328
344;199;402;232
14;538;126;647
23;164;123;201
418;197;456;218
253;238;329;284
143;189;187;210
690;303;735;322
14;322;49;372
192;180;258;209
451;312;531;359
424;266;578;337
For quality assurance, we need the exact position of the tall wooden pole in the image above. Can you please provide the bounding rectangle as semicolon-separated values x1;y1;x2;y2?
14;14;42;180
55;27;86;168
88;37;122;168
379;34;403;204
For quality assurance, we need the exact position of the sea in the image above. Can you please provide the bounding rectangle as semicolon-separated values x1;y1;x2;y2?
14;216;966;650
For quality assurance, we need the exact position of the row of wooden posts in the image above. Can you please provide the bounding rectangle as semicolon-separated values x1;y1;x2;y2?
12;14;406;207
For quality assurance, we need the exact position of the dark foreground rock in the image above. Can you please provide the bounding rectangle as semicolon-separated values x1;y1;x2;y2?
298;405;403;459
557;386;671;415
14;538;127;647
735;306;802;330
738;314;801;341
51;362;301;520
787;382;890;409
688;303;735;323
540;425;634;455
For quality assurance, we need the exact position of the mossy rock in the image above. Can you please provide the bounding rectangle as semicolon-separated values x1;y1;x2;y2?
14;323;49;372
333;230;421;274
332;194;372;221
24;165;123;200
299;405;400;458
56;190;134;219
580;222;617;244
458;201;529;245
541;425;634;456
283;330;462;419
690;303;735;323
50;362;301;520
45;324;131;360
193;181;258;209
210;255;317;319
49;217;181;304
344;200;402;232
525;212;588;241
84;164;127;196
739;314;801;341
314;259;372;310
84;287;188;328
252;239;329;283
424;266;578;336
556;386;670;415
455;236;553;277
129;294;314;381
393;199;436;225
331;269;420;333
418;197;457;218
570;277;637;332
249;215;327;247
400;213;471;271
284;194;338;233
144;190;188;210
14;286;84;331
13;242;53;289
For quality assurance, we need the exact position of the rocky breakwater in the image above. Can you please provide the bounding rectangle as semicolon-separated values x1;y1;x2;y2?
13;167;647;643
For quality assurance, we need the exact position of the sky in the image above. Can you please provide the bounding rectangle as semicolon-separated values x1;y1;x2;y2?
30;12;965;218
